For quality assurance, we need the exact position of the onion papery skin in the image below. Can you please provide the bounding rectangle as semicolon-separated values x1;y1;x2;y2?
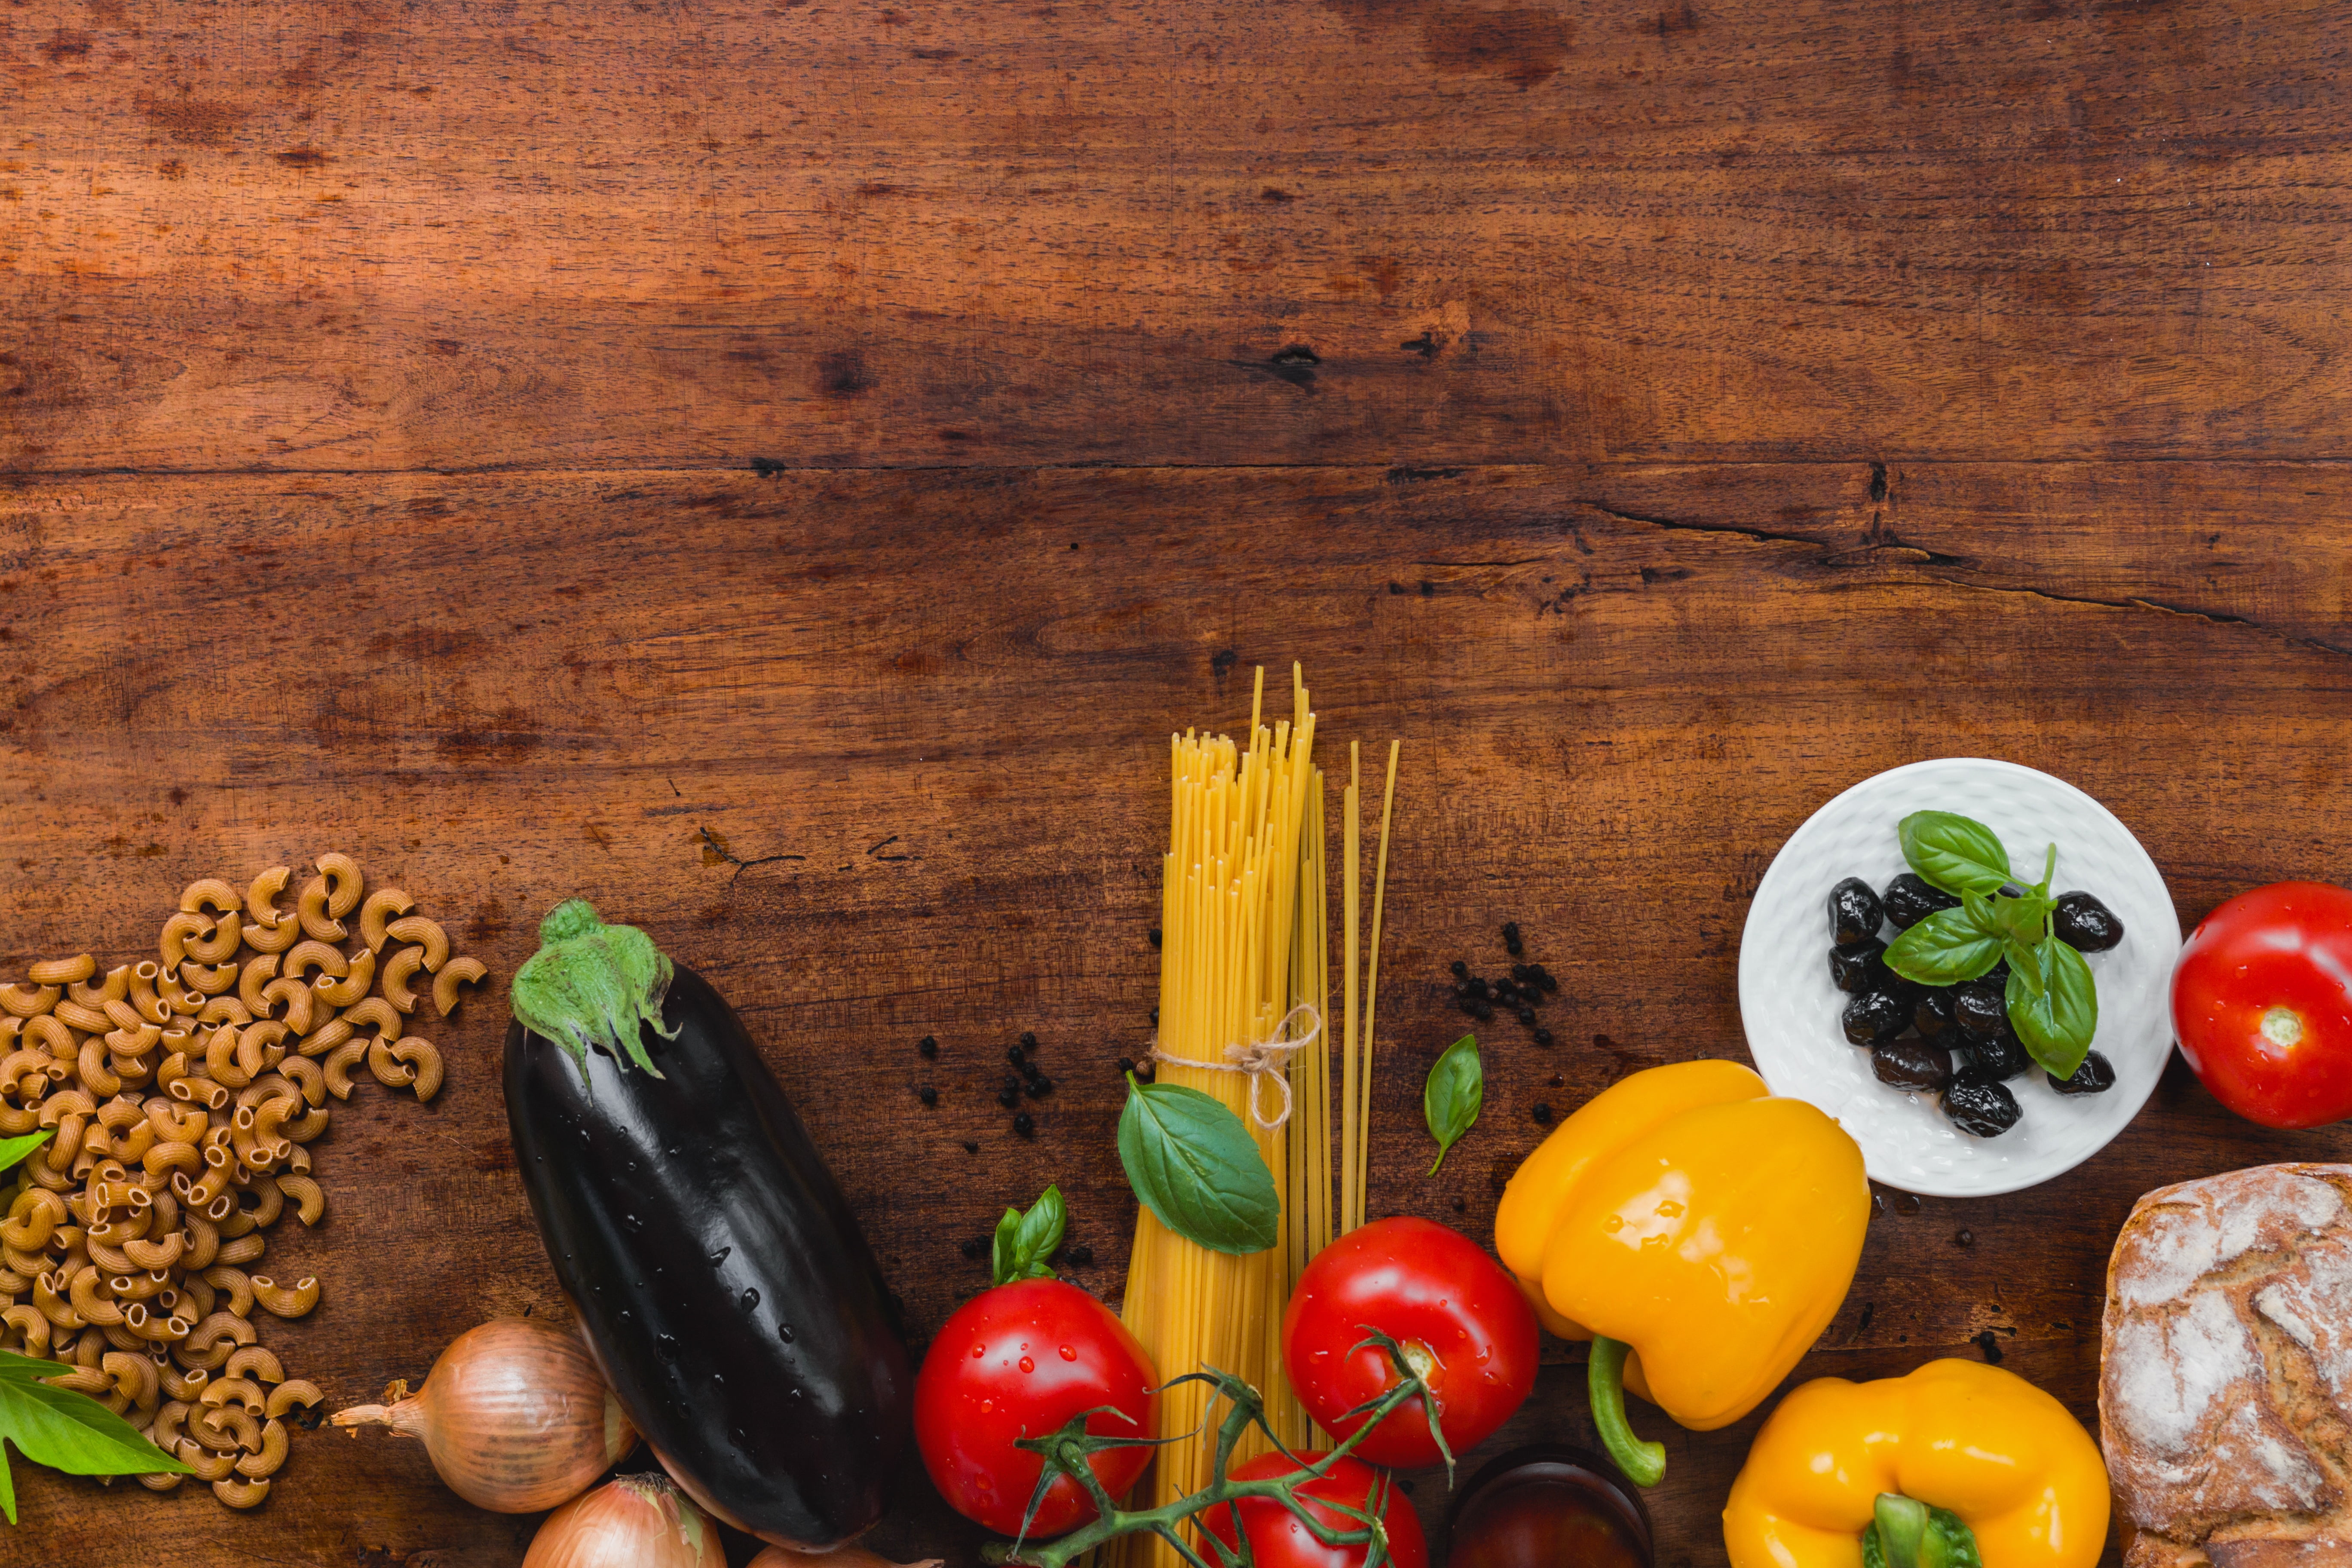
525;1473;719;1568
333;1317;637;1513
748;1547;945;1568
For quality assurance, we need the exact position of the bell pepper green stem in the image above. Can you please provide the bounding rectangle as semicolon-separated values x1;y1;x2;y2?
1874;1494;1932;1568
1587;1337;1667;1488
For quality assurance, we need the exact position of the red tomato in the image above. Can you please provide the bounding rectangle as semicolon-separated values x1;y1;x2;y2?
2174;881;2352;1129
914;1278;1158;1537
1281;1216;1538;1468
1199;1452;1428;1568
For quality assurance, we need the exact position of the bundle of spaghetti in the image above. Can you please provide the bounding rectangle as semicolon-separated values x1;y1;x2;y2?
1115;668;1321;1568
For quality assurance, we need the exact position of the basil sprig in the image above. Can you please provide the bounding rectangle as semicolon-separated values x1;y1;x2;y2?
993;1185;1068;1285
1424;1034;1483;1175
1116;1075;1279;1256
1882;815;2096;1076
0;1133;192;1521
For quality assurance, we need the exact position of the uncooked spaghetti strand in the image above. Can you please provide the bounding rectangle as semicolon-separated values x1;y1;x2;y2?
1358;739;1400;1229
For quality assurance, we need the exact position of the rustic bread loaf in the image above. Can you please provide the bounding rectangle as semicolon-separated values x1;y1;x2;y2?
2101;1163;2352;1567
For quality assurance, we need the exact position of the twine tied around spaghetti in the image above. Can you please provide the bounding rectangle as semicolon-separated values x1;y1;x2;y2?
1146;1003;1324;1132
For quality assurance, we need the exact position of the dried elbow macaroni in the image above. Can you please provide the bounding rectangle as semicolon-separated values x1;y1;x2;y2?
0;859;491;1510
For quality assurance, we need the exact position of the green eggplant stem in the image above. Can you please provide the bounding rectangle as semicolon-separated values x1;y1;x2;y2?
1586;1336;1667;1488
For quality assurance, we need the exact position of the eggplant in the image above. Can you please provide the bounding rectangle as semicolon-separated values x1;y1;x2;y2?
504;901;911;1550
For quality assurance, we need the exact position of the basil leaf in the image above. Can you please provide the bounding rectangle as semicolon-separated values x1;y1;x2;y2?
1424;1035;1483;1175
1899;811;2015;897
1884;906;2004;986
1986;893;2051;947
2003;938;2044;995
992;1185;1068;1286
0;1130;51;1175
0;1376;191;1516
1116;1075;1278;1256
2007;939;2098;1078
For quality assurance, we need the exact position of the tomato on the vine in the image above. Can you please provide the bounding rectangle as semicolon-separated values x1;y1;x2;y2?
2174;881;2352;1129
1198;1452;1428;1568
1280;1216;1538;1468
915;1277;1158;1537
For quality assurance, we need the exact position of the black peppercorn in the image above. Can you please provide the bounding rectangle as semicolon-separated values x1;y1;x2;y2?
1534;1028;1553;1047
959;1237;985;1260
1148;1007;1159;1025
1065;1245;1093;1266
916;1085;937;1107
1511;963;1530;982
1026;1077;1054;1099
1008;1045;1026;1066
1538;970;1558;992
1531;1102;1552;1124
1503;922;1524;956
1117;1057;1136;1076
1473;1001;1493;1021
1450;960;1468;978
1013;1112;1035;1138
1020;1031;1038;1050
918;1035;938;1058
962;1141;978;1154
997;1086;1019;1108
1468;977;1491;1000
1516;1007;1535;1026
1148;928;1162;947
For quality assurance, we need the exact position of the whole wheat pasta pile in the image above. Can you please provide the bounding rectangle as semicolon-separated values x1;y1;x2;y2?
0;857;490;1509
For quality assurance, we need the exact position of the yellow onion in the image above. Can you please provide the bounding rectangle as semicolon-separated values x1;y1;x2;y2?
749;1548;944;1568
331;1317;637;1512
527;1473;719;1568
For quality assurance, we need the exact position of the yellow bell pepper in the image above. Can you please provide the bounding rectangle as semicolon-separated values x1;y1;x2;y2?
1723;1359;2109;1568
1493;1060;1870;1485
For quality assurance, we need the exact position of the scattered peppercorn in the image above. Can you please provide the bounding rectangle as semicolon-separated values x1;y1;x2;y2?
1026;1077;1054;1099
1065;1244;1094;1266
1452;1198;1467;1213
1534;1028;1553;1047
1503;921;1523;956
1450;960;1468;978
962;1141;979;1154
1008;1045;1026;1066
959;1237;986;1260
1511;963;1531;982
1956;1229;1975;1247
1532;1102;1553;1124
1013;1112;1035;1138
918;1035;939;1059
1516;1007;1535;1026
1473;1001;1493;1021
1148;1007;1159;1026
1117;1057;1136;1076
1148;928;1162;948
997;1086;1020;1108
1549;1074;1564;1087
916;1085;937;1107
1020;1031;1038;1050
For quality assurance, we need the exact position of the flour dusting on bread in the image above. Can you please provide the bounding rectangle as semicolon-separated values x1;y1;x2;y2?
2103;1164;2352;1566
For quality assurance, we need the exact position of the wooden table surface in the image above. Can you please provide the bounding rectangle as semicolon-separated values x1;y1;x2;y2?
6;0;2351;1563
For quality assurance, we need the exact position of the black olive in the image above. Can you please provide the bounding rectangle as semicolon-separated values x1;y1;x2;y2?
1943;1079;2021;1137
1872;1038;1952;1093
1828;877;1885;947
1956;1034;2032;1082
1883;873;1961;932
1913;987;1957;1039
2049;1050;2116;1095
2053;892;2125;953
1841;987;1910;1046
1953;983;2009;1036
1829;940;1890;994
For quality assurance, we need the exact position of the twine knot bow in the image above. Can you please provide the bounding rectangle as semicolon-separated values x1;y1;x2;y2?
1146;1003;1324;1131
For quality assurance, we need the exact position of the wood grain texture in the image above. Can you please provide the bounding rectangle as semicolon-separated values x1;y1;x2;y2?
8;0;2352;471
0;463;2347;1565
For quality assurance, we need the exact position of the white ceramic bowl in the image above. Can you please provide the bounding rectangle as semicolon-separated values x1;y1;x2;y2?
1738;758;2181;1198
